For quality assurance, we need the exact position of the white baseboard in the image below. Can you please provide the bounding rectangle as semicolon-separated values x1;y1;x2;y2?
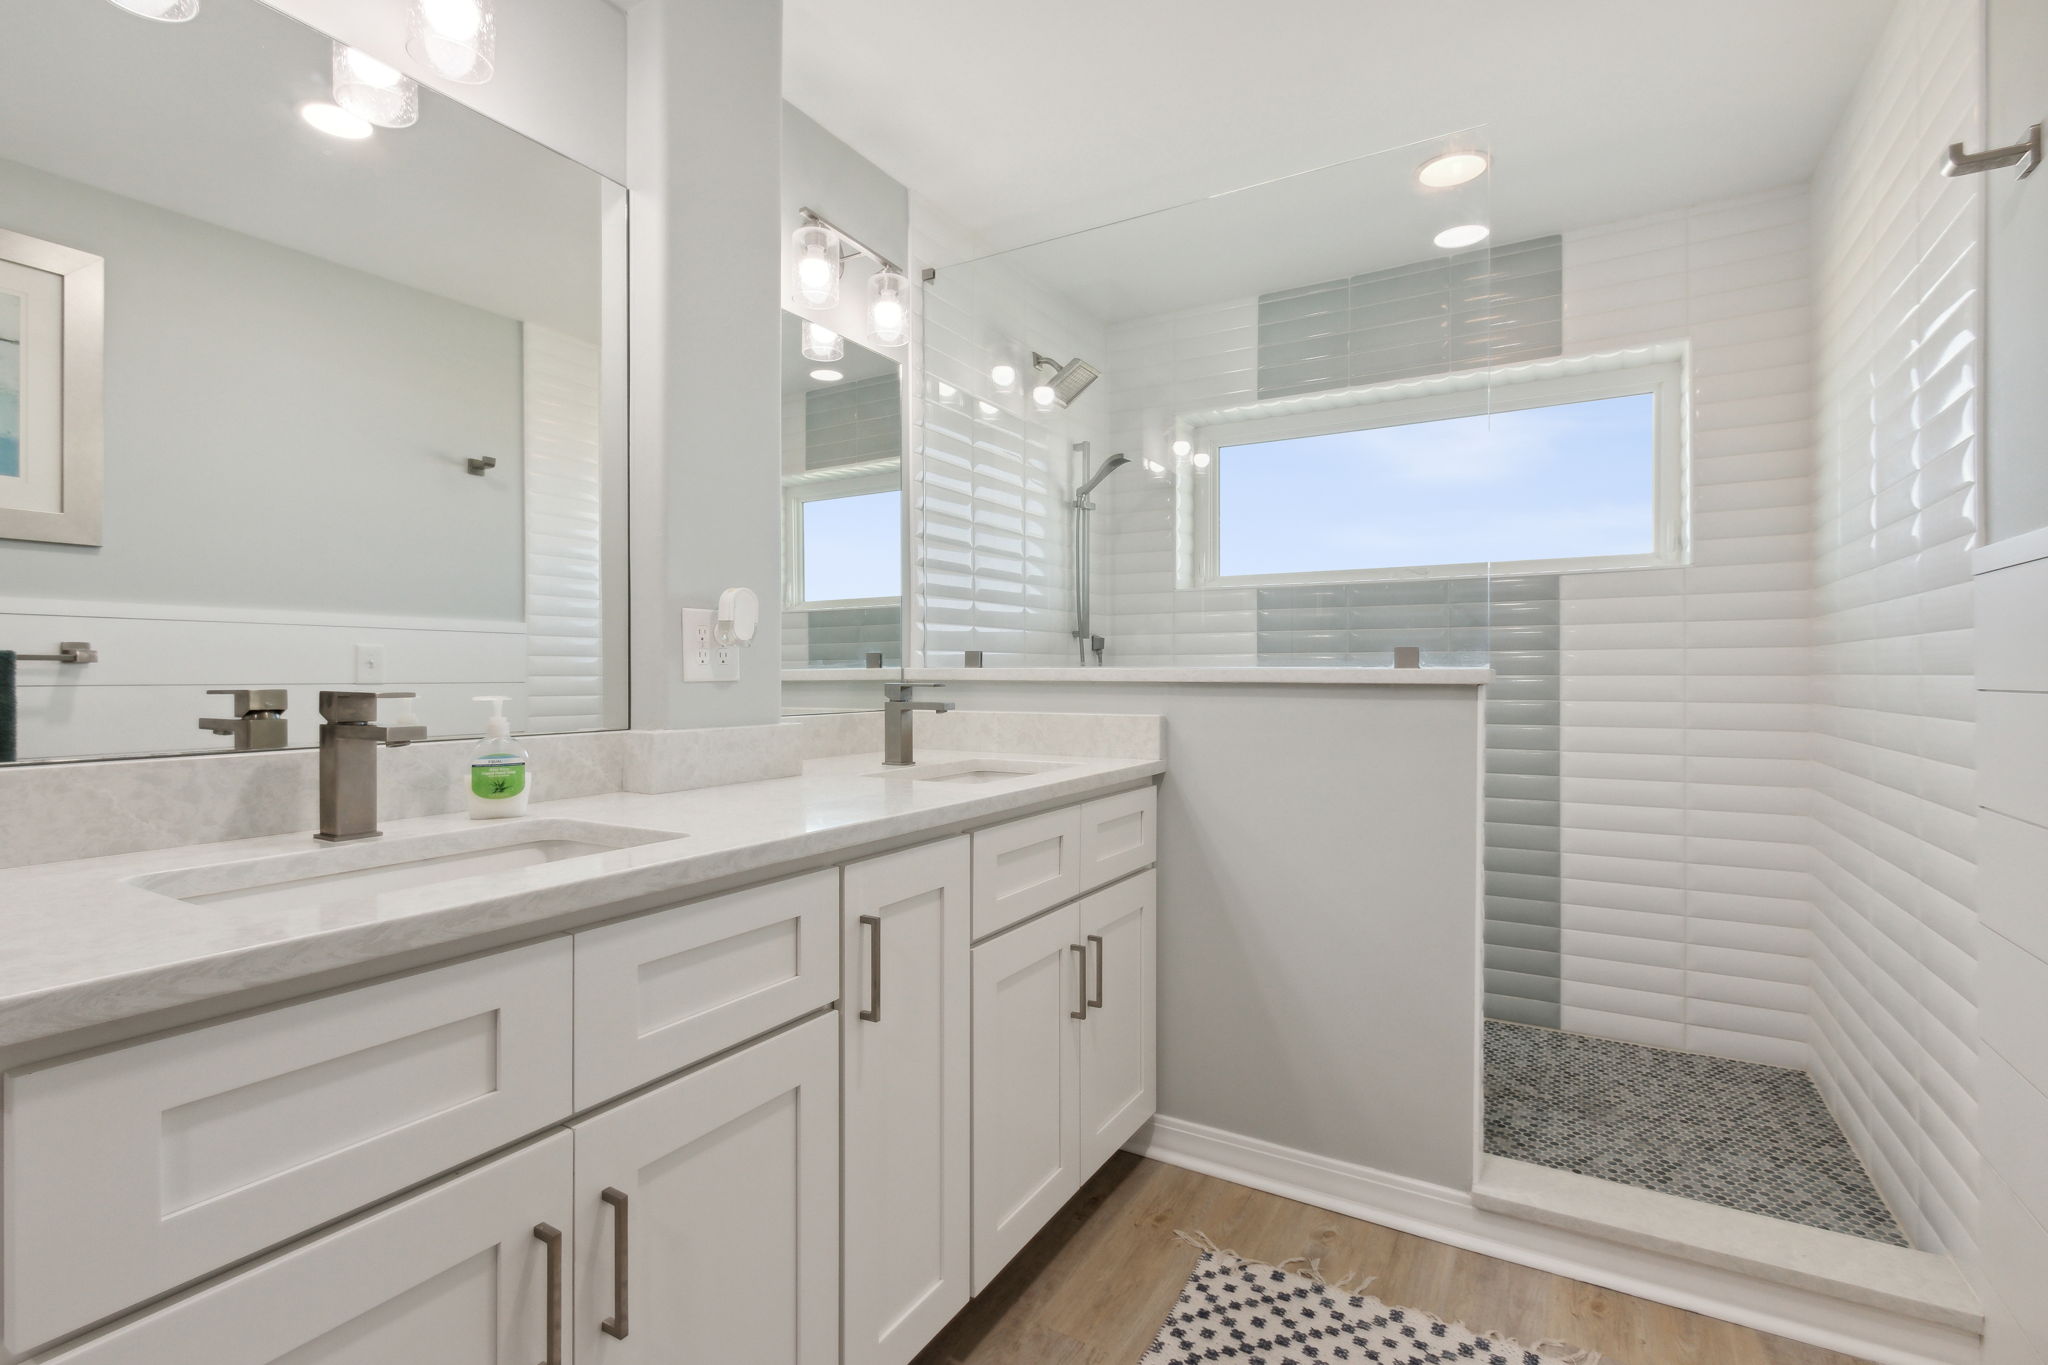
1128;1114;1983;1365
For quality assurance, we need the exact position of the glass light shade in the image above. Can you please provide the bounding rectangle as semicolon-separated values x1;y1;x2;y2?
867;269;909;347
333;44;419;129
989;363;1018;391
407;0;495;84
301;102;374;140
1171;439;1192;457
106;0;200;19
792;224;840;308
1031;384;1058;409
809;369;844;383
801;321;844;364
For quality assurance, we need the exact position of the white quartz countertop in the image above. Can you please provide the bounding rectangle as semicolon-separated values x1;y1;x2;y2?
0;750;1161;1050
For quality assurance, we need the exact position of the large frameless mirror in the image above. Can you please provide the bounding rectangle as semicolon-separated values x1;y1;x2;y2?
778;309;905;714
0;0;627;764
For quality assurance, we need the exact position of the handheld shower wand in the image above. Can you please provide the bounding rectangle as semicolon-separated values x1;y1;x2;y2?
1071;445;1130;665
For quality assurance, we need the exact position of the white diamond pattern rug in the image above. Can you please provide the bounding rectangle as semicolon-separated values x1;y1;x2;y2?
1142;1244;1598;1365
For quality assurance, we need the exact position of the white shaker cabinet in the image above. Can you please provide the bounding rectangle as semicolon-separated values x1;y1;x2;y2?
570;1013;840;1365
970;901;1086;1291
33;1134;574;1365
969;869;1159;1293
1078;870;1158;1170
840;837;974;1365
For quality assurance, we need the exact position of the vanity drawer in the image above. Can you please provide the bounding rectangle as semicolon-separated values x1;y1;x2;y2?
2;938;573;1356
971;806;1084;939
572;868;839;1107
1078;786;1158;891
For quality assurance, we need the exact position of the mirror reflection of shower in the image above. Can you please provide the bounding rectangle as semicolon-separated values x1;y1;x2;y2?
1033;353;1101;408
1072;443;1130;664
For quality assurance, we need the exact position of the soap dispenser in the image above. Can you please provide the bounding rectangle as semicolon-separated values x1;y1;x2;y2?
468;695;530;818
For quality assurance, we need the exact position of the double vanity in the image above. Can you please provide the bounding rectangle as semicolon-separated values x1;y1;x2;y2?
0;734;1162;1365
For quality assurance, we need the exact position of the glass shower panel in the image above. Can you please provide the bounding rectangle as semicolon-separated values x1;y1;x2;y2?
914;128;1527;669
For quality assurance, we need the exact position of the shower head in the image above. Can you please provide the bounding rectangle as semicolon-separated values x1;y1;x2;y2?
1032;353;1102;407
1076;451;1130;499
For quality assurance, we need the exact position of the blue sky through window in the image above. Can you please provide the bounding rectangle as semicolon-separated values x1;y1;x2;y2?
1217;393;1658;578
802;490;901;602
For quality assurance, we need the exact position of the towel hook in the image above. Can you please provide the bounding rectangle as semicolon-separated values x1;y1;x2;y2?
15;642;98;664
1944;123;2041;179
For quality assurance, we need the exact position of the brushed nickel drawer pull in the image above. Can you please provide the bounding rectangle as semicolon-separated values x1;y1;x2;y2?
1070;943;1089;1020
533;1222;563;1365
859;914;883;1022
1087;933;1105;1009
601;1186;631;1338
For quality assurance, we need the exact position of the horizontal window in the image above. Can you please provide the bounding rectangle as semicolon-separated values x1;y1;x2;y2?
1190;355;1685;587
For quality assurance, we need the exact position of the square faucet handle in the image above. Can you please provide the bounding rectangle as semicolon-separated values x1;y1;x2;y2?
207;688;289;715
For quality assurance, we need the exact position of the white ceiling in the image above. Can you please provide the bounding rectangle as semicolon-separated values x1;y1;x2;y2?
785;0;1895;265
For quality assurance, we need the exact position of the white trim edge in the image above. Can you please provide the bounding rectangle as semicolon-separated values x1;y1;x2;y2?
1973;523;2048;575
1127;1115;1981;1365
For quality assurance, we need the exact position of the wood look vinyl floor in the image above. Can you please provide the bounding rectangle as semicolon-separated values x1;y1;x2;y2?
913;1154;1871;1365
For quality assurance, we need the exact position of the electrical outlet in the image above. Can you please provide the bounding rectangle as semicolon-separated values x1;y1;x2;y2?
681;608;740;682
354;643;386;683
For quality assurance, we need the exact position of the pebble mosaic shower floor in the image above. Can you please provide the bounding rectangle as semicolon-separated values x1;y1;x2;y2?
1482;1020;1909;1247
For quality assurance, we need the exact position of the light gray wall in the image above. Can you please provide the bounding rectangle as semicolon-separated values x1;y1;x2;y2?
0;158;523;621
627;0;786;729
1983;0;2048;540
927;681;1485;1189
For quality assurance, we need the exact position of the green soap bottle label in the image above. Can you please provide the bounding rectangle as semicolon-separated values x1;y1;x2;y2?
471;758;526;799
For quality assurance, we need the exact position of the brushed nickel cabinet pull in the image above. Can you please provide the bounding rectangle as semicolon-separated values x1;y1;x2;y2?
601;1186;631;1339
532;1222;563;1365
859;914;883;1022
1087;933;1105;1009
1069;943;1089;1020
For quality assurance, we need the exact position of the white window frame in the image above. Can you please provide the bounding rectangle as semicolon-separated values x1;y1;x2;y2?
781;458;904;612
1183;348;1689;589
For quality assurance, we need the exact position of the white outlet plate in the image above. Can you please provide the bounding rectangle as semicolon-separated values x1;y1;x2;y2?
682;608;740;682
354;643;386;683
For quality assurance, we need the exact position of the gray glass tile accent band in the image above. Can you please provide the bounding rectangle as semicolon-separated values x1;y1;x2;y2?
1256;236;1564;400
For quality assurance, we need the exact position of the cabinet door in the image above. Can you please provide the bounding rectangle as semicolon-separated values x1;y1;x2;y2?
573;869;839;1108
969;904;1083;1292
970;806;1083;938
841;838;972;1365
571;1014;838;1365
1078;871;1158;1170
5;938;573;1356
35;1134;573;1365
1077;786;1158;893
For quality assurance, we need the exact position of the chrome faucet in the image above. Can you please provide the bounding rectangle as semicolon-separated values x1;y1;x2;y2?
882;683;954;767
198;689;289;750
316;690;427;842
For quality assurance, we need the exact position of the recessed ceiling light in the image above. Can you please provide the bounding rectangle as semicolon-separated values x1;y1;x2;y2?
809;368;844;382
300;102;374;140
1433;223;1490;250
1417;151;1488;189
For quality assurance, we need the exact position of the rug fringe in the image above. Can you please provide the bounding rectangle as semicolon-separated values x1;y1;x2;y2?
1171;1231;1599;1364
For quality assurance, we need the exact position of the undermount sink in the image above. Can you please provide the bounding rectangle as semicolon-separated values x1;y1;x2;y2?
870;759;1072;785
131;819;681;912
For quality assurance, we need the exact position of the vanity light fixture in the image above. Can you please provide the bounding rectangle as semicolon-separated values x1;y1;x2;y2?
300;101;375;140
810;368;844;383
867;269;910;347
1417;151;1488;188
105;0;199;20
1191;451;1212;468
1031;383;1058;409
1433;223;1490;249
1171;439;1191;457
989;363;1018;391
792;222;841;308
407;0;495;84
801;321;844;364
333;44;418;129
